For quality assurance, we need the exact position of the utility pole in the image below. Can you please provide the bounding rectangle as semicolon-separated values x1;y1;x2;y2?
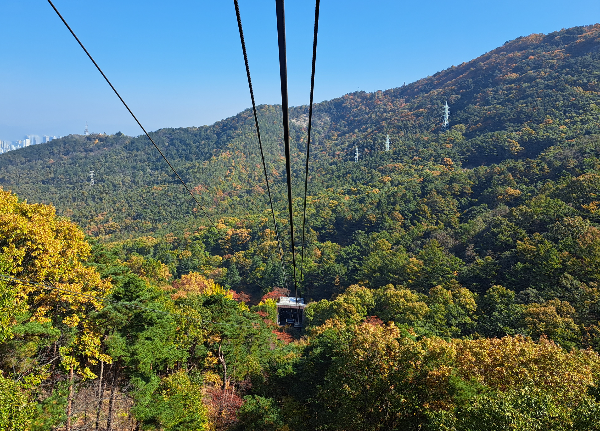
442;101;450;128
385;134;390;152
355;146;359;163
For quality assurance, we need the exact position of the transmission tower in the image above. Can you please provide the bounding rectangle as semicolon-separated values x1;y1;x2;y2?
89;170;94;186
442;101;450;128
385;134;390;152
355;146;359;162
84;122;89;136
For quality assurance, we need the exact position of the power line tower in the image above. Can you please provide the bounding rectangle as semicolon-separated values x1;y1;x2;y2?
385;134;390;152
89;170;94;187
442;101;450;128
84;122;89;136
355;146;359;162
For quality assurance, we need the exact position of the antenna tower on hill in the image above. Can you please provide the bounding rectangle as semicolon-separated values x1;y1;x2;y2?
442;101;450;128
355;146;359;162
89;170;94;186
84;122;89;136
385;134;390;152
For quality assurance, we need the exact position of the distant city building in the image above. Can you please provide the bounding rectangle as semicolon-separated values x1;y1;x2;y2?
0;134;60;154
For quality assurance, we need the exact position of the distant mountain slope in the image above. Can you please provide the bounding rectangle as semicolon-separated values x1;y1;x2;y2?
1;24;599;238
315;24;600;163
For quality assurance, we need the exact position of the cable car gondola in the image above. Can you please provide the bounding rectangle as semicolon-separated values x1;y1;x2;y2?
277;297;307;328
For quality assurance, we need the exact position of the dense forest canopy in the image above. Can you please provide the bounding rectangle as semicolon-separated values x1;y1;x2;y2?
1;24;600;430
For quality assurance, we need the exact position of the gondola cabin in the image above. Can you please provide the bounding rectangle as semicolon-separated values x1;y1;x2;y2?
277;297;307;327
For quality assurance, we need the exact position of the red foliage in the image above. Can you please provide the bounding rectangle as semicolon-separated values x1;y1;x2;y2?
205;386;244;430
261;287;290;302
365;316;384;326
273;329;294;344
231;290;251;303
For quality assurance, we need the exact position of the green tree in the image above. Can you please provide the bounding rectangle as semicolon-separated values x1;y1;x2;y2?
477;285;524;337
236;395;284;431
0;372;35;430
373;284;429;327
133;371;208;431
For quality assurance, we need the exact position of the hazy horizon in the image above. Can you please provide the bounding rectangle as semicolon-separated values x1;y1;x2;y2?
2;0;598;142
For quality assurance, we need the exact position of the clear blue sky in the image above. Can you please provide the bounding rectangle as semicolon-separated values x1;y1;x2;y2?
1;0;599;141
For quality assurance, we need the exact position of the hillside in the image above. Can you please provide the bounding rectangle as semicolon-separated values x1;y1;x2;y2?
1;25;599;240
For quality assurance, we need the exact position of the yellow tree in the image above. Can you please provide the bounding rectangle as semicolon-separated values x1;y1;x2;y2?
0;188;111;428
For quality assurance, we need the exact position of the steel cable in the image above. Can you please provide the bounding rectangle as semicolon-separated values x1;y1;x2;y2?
233;0;290;292
299;0;320;287
275;0;299;299
47;0;216;228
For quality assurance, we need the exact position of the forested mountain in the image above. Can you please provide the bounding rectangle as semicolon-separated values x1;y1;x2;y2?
2;24;600;298
2;24;600;430
2;24;599;238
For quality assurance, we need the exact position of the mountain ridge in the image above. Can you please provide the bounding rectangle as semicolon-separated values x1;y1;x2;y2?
1;24;599;240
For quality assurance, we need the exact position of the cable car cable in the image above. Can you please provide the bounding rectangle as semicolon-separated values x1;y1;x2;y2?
233;0;289;290
299;0;320;285
275;0;299;299
47;0;216;228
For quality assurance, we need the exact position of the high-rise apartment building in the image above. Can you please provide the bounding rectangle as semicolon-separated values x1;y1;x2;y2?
0;134;60;154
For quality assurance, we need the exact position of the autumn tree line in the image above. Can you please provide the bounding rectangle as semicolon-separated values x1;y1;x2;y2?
2;144;600;429
2;125;600;429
